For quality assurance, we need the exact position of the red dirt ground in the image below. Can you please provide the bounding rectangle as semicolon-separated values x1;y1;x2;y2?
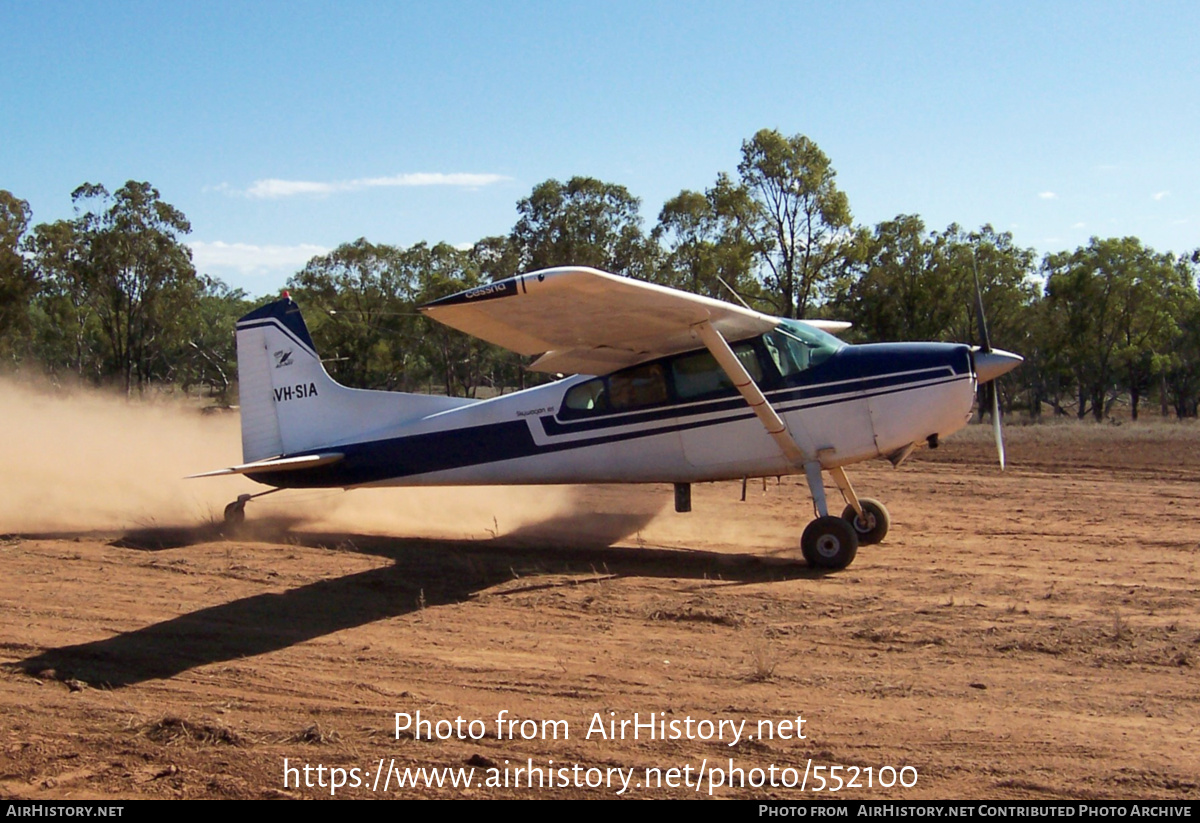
1;392;1197;799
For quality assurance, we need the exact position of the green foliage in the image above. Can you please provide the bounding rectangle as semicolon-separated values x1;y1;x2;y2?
652;187;760;304
727;130;853;319
1043;237;1190;420
287;238;419;391
510;177;658;279
0;191;38;363
286;240;527;398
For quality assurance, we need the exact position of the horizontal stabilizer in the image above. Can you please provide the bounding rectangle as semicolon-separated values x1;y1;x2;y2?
186;452;344;479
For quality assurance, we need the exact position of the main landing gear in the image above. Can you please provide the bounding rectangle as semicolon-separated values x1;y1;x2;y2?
799;463;890;570
687;319;888;572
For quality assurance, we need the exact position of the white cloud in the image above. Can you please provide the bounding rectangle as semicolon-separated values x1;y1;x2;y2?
1038;191;1058;200
189;241;330;276
246;180;338;198
1152;190;1170;201
1071;222;1086;229
238;172;511;199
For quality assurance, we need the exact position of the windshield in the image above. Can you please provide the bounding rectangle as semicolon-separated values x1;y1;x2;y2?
763;321;846;376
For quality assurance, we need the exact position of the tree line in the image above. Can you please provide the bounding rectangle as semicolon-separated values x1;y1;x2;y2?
2;129;1198;419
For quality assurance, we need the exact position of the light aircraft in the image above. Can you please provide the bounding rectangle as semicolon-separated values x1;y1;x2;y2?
192;266;1021;570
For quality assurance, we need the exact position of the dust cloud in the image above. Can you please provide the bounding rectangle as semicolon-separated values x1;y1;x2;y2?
1;378;247;532
0;378;668;541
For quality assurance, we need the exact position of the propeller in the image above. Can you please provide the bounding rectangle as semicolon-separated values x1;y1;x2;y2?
971;255;1022;470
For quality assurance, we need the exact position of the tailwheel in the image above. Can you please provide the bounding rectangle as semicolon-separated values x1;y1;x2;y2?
841;498;890;545
223;494;251;528
801;515;859;570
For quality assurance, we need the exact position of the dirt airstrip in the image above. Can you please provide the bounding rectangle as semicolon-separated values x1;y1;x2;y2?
0;382;1197;799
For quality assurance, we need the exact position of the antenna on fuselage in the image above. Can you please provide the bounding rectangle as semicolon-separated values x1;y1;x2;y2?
715;274;754;311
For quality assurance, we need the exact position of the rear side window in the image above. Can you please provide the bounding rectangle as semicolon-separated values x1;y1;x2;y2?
560;363;670;417
563;378;608;412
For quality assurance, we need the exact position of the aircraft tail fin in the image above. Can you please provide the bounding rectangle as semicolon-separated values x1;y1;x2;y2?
234;297;472;463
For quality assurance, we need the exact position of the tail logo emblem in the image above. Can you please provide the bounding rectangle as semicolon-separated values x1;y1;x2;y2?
274;349;294;368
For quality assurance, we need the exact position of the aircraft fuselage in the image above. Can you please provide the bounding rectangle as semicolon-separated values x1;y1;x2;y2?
247;331;976;490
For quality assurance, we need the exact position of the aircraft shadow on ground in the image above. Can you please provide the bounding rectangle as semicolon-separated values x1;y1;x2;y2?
14;511;811;689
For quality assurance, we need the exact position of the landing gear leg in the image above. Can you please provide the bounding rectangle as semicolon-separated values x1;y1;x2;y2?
829;466;890;545
804;460;830;518
800;461;859;570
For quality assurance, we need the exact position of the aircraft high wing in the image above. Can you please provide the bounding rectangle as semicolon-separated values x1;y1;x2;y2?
421;266;849;375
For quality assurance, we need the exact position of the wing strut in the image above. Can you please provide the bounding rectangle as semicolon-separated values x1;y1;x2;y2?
692;321;853;519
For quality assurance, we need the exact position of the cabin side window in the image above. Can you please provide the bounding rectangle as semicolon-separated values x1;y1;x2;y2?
608;363;668;411
670;343;762;400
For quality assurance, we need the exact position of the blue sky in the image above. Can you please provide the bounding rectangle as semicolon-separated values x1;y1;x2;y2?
3;1;1196;296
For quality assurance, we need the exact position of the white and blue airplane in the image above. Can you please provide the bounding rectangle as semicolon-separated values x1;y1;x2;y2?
193;266;1021;570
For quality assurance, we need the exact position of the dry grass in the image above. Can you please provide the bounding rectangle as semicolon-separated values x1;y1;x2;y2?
137;717;244;746
745;634;782;682
286;723;341;745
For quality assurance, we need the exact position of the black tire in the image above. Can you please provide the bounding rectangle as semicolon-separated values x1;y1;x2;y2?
801;515;859;570
841;498;890;545
223;501;246;528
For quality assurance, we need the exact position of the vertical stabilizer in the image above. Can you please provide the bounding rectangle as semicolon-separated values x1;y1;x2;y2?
234;297;473;463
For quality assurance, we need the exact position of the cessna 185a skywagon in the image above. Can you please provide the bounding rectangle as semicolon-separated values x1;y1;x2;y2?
193;266;1022;570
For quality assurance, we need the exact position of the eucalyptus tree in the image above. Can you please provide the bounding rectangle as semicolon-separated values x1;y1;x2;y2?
652;187;759;304
0;191;37;362
721;129;853;319
287;238;419;390
1043;237;1185;420
510;177;657;279
29;182;199;393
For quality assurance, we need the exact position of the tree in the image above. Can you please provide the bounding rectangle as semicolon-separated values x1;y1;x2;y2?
26;218;100;379
828;215;953;343
173;279;253;402
64;182;199;393
470;234;521;283
0;191;38;362
407;242;510;397
510;177;657;278
721;130;852;319
288;238;419;390
1043;237;1183;420
651;187;759;303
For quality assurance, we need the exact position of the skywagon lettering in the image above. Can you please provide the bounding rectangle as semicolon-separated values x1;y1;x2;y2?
274;383;318;403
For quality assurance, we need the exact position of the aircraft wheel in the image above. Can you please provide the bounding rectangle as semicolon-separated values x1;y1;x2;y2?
223;500;246;528
841;498;890;545
801;516;859;570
